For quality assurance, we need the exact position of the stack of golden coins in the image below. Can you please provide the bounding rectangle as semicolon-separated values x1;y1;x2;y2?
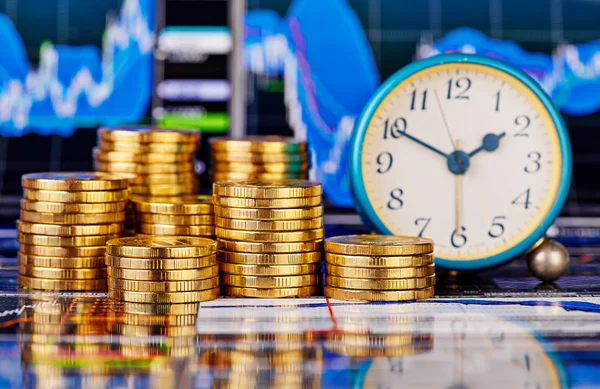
209;136;309;182
213;180;324;298
106;236;220;304
94;126;200;197
131;195;215;238
323;235;436;301
17;173;130;291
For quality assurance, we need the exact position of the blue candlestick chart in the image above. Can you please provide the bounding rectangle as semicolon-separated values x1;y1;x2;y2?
245;0;600;207
0;0;154;137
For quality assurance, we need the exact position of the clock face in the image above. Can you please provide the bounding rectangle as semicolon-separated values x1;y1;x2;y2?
353;60;567;266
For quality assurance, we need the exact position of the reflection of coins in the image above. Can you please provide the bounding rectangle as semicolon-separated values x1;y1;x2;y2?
21;172;129;191
132;195;213;214
214;205;323;220
137;213;214;225
106;236;217;258
216;227;323;243
215;217;322;231
20;199;128;214
109;323;197;337
108;276;219;292
220;263;319;276
326;275;436;290
324;286;435;301
19;275;106;291
16;221;124;236
19;265;106;279
116;302;200;315
326;263;435;279
214;195;321;209
19;244;106;257
106;254;217;270
327;333;433;348
325;234;434;255
325;341;433;358
137;224;215;237
219;251;321;265
108;287;220;303
210;136;306;153
23;188;130;203
213;180;321;198
218;239;322;254
222;274;319;288
20;210;126;224
222;286;318;298
19;253;105;268
107;311;197;326
17;233;118;247
108;266;218;281
325;252;434;268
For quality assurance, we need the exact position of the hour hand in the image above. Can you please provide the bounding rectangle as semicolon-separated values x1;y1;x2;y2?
399;131;449;159
467;132;506;158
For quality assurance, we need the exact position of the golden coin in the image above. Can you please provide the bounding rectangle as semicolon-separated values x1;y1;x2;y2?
98;127;199;144
325;252;435;268
107;265;218;281
221;274;319;288
130;184;197;197
20;210;126;225
109;323;197;337
219;251;321;265
108;276;219;292
105;254;217;270
215;217;322;231
217;239;322;253
214;205;323;220
106;236;216;258
98;139;197;154
19;265;106;280
18;253;105;268
220;263;319;276
19;244;106;257
94;161;195;174
325;264;436;279
138;224;215;236
212;162;309;173
213;179;321;198
19;275;106;291
212;152;307;163
107;311;197;326
137;213;214;225
128;173;198;185
132;195;213;215
222;286;317;298
325;275;436;290
325;235;434;256
16;221;124;236
23;188;130;203
19;199;128;214
216;227;323;243
21;172;129;191
210;136;306;153
213;196;321;209
324;285;435;301
108;287;219;303
93;148;195;163
17;233;118;247
115;302;200;315
211;171;305;181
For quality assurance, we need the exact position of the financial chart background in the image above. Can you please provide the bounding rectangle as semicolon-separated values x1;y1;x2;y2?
0;0;599;217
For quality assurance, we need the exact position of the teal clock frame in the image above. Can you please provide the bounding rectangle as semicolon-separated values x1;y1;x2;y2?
349;53;572;270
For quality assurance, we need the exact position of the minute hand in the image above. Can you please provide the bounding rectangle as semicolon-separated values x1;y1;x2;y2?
397;131;449;159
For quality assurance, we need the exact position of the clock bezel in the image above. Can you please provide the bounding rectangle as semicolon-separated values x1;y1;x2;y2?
349;53;572;270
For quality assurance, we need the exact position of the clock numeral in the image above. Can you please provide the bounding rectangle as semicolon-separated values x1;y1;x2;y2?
451;226;467;248
387;188;404;210
414;217;431;237
488;216;506;238
512;188;532;209
512;354;532;372
376;152;393;174
446;77;471;99
383;117;407;140
524;151;541;173
410;89;427;110
387;358;404;373
494;90;501;111
514;115;531;137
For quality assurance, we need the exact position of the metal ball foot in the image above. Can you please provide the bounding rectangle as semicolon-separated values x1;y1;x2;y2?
526;237;569;282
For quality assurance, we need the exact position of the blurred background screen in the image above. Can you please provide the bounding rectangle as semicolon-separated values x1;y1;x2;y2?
0;0;599;218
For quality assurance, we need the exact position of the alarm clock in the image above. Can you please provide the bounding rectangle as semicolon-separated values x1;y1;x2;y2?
350;54;572;280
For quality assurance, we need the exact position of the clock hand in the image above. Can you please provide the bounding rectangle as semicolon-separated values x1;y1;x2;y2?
433;89;457;151
395;129;449;158
455;140;463;233
467;132;506;158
